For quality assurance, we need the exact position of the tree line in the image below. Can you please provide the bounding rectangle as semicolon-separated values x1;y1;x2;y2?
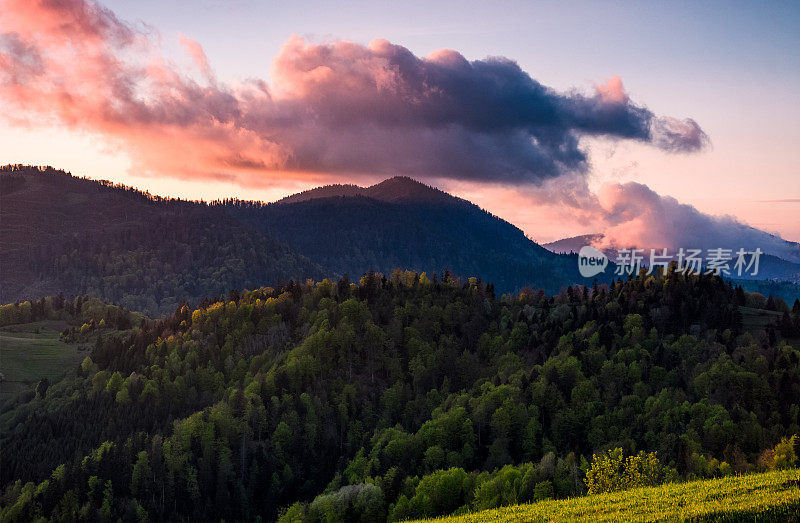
1;268;800;521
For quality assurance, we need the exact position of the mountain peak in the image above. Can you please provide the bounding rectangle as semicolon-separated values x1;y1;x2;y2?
372;175;425;186
365;176;448;203
276;176;452;205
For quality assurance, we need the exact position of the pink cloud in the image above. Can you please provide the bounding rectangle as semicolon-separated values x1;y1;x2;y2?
0;0;708;187
523;177;800;262
0;0;290;183
179;33;213;81
595;76;628;105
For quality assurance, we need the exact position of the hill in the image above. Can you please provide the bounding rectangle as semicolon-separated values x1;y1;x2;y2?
418;468;800;522
1;167;592;315
0;321;82;402
360;177;455;204
0;297;143;403
543;234;604;255
275;183;366;204
1;270;799;521
231;176;584;296
0;166;325;314
10;165;795;317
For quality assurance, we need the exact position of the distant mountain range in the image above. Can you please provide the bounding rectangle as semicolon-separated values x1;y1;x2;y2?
544;233;800;282
543;234;604;255
544;232;800;302
2;166;797;315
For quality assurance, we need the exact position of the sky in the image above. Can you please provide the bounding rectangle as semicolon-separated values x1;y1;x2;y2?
1;0;799;246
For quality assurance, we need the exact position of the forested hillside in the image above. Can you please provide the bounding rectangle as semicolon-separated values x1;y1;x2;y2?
0;166;590;317
2;269;799;521
229;177;581;297
0;166;323;315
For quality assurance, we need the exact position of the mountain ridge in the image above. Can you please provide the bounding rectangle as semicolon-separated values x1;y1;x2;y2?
1;166;583;315
275;176;456;205
0;166;325;314
3;165;797;314
544;232;800;283
233;175;577;297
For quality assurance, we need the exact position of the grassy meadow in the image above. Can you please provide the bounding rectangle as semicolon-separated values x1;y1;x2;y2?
738;306;783;333
419;468;800;522
0;320;86;402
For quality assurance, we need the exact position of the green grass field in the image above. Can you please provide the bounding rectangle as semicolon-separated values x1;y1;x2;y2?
0;320;86;402
738;305;782;334
419;468;800;522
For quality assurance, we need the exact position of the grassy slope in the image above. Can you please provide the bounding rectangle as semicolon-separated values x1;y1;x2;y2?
739;306;782;333
421;469;800;522
0;321;86;402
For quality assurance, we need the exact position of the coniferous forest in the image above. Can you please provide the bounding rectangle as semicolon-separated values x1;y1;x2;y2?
2;269;800;521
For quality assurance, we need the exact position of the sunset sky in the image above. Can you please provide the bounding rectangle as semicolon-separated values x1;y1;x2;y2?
1;0;798;244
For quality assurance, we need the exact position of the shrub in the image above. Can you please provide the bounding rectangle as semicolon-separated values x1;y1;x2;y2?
390;468;473;520
760;435;798;471
585;448;664;495
622;451;664;489
286;483;386;523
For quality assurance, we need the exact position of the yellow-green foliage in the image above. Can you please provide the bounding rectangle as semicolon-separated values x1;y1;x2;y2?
418;468;800;522
772;436;799;470
584;448;664;495
760;435;799;471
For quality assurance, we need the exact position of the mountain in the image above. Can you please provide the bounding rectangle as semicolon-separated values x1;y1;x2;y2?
543;234;604;254
1;167;591;315
546;232;800;281
5;166;798;314
0;166;324;314
361;176;455;203
544;232;800;302
231;176;585;295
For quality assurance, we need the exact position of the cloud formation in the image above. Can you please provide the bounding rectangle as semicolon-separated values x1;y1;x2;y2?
528;177;800;263
0;0;708;185
596;182;800;260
